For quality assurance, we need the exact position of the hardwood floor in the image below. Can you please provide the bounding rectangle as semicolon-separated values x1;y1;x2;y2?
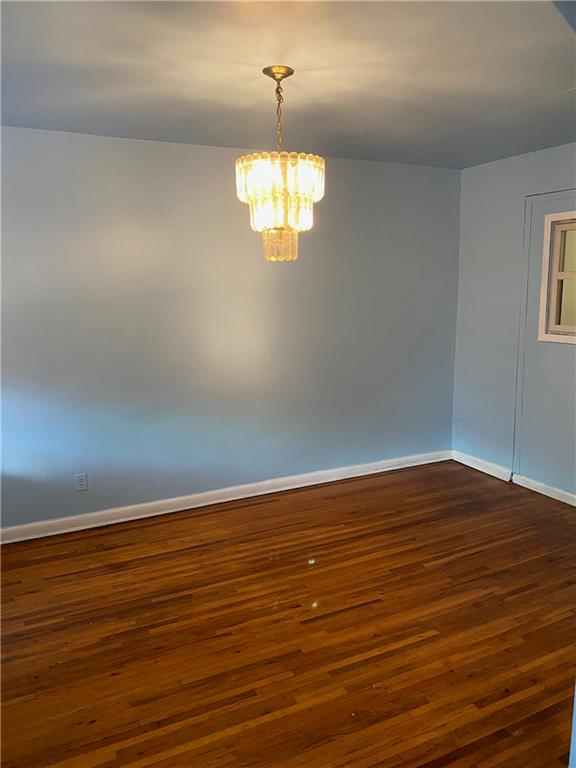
2;460;575;767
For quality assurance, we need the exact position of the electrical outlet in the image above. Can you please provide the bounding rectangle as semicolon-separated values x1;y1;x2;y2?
455;418;464;435
74;472;88;492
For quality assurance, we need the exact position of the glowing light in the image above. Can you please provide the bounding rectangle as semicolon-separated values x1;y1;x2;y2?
236;152;325;261
235;66;325;261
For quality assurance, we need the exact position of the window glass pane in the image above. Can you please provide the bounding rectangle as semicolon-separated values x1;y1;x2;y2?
558;278;576;326
560;228;576;271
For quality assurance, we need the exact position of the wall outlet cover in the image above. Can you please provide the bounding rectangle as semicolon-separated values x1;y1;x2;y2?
74;473;88;492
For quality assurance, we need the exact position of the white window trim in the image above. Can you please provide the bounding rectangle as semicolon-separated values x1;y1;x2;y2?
538;210;576;344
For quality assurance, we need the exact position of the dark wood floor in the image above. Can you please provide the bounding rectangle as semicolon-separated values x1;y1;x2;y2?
2;461;575;767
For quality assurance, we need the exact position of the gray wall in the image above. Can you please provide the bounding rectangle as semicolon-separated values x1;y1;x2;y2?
453;142;576;488
2;127;460;526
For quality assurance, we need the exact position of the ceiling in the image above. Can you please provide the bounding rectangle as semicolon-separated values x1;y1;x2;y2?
2;1;575;168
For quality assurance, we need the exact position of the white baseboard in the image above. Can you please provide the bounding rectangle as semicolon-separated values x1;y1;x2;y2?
512;474;576;507
451;450;576;507
1;450;451;543
451;451;512;482
4;448;573;543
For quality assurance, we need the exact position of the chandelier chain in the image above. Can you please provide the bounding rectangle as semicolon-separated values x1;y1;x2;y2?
275;80;284;151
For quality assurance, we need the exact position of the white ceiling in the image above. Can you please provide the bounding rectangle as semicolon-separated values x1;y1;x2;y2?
2;1;575;168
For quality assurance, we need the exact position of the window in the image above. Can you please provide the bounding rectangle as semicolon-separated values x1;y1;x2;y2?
538;211;576;343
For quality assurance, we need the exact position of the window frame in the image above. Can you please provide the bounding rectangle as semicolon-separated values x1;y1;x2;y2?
538;211;576;344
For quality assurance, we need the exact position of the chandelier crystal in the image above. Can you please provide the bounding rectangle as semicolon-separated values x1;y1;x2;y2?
235;66;325;262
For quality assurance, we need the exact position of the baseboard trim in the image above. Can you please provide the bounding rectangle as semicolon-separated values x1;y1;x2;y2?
451;451;575;507
4;449;572;543
512;474;576;507
451;451;512;482
1;450;452;543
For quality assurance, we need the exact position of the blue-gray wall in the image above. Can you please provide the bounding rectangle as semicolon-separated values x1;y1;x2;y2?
516;191;575;494
2;127;460;526
453;143;576;488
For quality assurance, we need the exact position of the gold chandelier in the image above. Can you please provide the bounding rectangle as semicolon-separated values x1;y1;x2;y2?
235;66;325;262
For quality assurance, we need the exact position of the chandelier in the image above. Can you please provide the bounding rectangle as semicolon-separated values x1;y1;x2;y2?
235;66;325;262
